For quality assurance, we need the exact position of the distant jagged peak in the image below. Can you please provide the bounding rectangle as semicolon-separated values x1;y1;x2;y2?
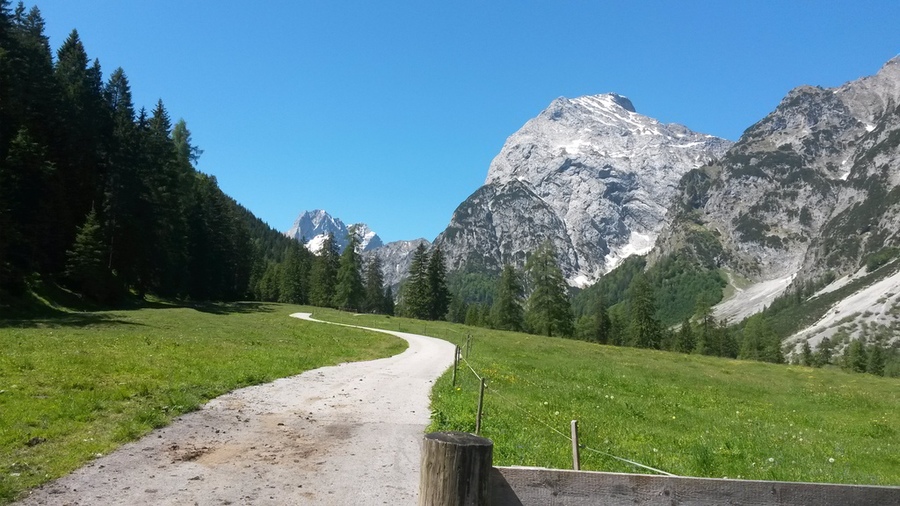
285;209;382;253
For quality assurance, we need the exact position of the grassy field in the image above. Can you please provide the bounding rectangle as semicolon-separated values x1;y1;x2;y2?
0;303;405;504
315;309;900;486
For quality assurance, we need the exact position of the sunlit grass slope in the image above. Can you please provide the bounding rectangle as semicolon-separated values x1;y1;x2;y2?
316;309;900;486
0;303;405;504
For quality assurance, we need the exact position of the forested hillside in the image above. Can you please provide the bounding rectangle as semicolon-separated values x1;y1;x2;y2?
0;2;296;307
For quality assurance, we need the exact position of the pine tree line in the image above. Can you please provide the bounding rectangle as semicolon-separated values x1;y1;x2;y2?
0;2;285;305
252;230;394;315
793;332;900;378
397;244;451;320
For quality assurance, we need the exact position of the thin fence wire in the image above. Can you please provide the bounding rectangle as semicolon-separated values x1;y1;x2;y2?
455;347;676;477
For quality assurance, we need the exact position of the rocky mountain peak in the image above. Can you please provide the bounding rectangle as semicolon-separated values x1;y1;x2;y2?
438;93;732;286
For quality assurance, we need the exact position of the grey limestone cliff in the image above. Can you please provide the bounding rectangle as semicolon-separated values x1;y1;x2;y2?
435;93;731;285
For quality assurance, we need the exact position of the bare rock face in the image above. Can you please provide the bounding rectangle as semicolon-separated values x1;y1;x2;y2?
656;56;900;285
435;93;731;285
362;238;431;293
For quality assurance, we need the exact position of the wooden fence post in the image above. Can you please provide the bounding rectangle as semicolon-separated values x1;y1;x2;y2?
571;420;580;470
452;346;459;387
475;378;486;435
419;431;493;506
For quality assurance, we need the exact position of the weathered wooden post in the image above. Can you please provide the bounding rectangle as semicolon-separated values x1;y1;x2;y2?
475;378;486;435
419;431;493;506
452;346;459;387
570;419;580;470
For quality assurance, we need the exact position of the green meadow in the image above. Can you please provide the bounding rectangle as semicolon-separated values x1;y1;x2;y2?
2;305;897;504
316;309;900;486
0;303;404;504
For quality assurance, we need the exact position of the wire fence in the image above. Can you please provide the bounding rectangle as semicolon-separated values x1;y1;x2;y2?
453;342;676;477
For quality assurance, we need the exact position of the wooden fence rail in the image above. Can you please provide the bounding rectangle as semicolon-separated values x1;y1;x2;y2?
419;431;900;505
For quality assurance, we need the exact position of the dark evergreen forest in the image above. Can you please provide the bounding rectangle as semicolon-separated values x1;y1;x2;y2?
0;1;294;306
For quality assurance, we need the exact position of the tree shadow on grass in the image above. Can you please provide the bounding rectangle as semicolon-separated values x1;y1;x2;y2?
0;311;148;329
189;301;278;315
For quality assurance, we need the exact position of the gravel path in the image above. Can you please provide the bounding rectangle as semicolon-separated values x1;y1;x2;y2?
16;312;455;505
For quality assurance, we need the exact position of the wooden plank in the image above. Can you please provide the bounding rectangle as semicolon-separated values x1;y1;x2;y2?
489;466;900;506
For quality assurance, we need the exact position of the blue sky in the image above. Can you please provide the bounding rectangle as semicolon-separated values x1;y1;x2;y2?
37;1;900;243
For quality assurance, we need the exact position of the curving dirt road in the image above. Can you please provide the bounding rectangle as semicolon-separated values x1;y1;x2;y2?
16;312;455;505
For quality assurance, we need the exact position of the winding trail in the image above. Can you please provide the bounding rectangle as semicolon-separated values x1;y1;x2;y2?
17;313;455;505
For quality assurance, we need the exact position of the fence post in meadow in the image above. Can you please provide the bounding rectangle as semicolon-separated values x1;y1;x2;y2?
475;377;486;435
452;346;459;387
419;431;493;506
571;419;580;470
466;335;472;358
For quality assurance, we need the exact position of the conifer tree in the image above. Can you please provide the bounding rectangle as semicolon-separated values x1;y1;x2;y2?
309;233;339;307
801;340;813;366
363;255;385;313
813;336;833;367
867;342;886;376
692;303;717;355
0;127;52;287
280;242;311;304
843;338;868;373
720;318;740;359
55;29;106;259
258;261;281;302
674;318;695;353
402;243;430;319
524;241;573;337
333;229;365;310
626;273;661;349
448;294;468;324
382;285;395;316
64;207;111;301
492;264;524;331
592;296;612;344
426;247;451;320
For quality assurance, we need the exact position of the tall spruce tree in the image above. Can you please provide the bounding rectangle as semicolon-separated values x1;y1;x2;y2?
843;338;868;373
309;233;339;307
363;255;385;313
524;241;573;337
426;246;451;320
492;264;524;331
626;273;661;349
402;243;431;319
674;318;695;353
333;229;365;311
739;314;782;363
382;285;395;316
64;207;111;301
867;342;886;376
279;242;311;304
592;295;612;344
